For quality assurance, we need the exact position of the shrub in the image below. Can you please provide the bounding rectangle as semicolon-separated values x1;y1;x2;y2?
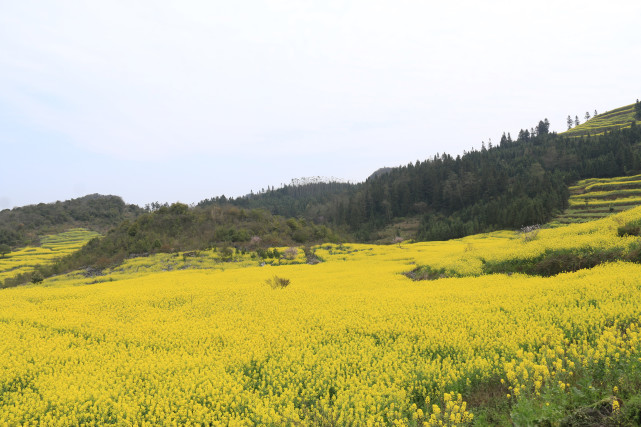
265;276;290;289
617;219;641;237
283;247;299;260
0;243;10;258
219;247;234;262
31;271;44;284
405;265;454;281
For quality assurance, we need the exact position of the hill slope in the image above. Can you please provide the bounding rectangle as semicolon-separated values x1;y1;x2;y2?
202;102;641;242
550;173;641;226
0;194;143;248
563;102;640;137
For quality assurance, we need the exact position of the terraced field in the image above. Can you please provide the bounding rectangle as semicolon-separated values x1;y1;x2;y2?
0;229;100;286
563;103;639;137
550;174;641;226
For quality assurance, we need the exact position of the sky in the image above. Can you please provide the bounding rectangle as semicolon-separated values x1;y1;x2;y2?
1;0;640;210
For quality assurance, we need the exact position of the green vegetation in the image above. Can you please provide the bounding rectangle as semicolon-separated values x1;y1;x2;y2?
1;203;344;287
617;218;641;237
202;110;641;242
482;246;632;277
0;194;142;247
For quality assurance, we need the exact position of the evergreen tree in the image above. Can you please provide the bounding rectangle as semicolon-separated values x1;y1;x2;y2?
567;115;573;130
536;119;550;135
500;132;508;146
575;115;580;126
585;112;591;121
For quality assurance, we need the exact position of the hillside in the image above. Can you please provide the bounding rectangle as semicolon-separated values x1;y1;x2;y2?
0;194;143;248
198;178;356;221
563;102;641;137
201;105;641;242
3;101;641;283
0;202;347;287
551;173;641;226
0;229;99;286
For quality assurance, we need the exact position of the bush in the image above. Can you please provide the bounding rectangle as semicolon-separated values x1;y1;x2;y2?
405;265;455;280
265;275;290;289
0;243;10;258
31;271;44;284
219;247;234;262
283;247;299;260
617;219;641;237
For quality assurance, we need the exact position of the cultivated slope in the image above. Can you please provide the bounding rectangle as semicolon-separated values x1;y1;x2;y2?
563;102;640;137
550;173;641;226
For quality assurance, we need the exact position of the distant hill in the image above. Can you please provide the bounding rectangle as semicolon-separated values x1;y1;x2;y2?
0;194;143;248
5;101;641;277
12;202;345;284
563;102;640;137
198;179;357;223
196;103;641;242
368;167;393;180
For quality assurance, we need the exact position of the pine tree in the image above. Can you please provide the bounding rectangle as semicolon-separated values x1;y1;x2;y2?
575;116;580;126
585;112;591;121
567;115;573;130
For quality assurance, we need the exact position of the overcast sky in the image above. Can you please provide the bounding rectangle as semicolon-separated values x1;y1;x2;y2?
1;0;640;209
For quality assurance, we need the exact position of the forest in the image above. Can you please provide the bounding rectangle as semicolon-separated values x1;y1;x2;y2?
210;121;641;241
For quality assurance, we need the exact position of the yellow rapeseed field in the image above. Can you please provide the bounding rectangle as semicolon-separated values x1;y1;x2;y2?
2;210;641;425
0;229;99;283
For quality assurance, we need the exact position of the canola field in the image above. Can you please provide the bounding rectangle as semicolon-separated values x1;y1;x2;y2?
2;211;641;425
0;229;100;284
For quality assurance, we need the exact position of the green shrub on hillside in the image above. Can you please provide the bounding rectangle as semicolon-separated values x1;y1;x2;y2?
617;219;641;237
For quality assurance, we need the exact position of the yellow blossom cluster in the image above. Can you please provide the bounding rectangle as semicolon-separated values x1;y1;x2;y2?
569;196;641;207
